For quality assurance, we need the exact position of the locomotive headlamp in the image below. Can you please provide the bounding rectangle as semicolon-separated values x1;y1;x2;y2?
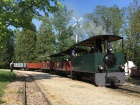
98;65;104;72
109;47;113;52
107;46;113;53
119;64;124;71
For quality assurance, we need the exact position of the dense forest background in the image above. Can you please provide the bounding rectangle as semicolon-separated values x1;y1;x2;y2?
0;0;140;68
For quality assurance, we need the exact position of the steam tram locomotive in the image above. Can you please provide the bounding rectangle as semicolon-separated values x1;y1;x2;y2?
13;35;125;86
71;35;125;86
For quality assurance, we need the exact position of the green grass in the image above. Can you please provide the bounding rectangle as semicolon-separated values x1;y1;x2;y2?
0;70;16;103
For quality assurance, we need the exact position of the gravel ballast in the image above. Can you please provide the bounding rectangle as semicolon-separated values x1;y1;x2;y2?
28;71;140;105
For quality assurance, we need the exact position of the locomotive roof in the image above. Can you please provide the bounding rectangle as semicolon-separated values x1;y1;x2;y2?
50;47;87;57
75;35;123;47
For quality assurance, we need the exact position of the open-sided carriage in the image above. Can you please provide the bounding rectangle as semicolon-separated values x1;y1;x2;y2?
49;47;87;75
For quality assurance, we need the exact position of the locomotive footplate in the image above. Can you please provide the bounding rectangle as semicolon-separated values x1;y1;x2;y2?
106;76;120;84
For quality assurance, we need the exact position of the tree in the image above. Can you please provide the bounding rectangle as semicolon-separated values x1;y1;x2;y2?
36;15;55;61
123;0;140;64
13;29;23;62
83;13;106;37
14;23;37;62
83;5;124;53
0;0;62;46
91;5;123;35
0;43;11;68
53;6;74;52
0;30;14;68
109;6;123;35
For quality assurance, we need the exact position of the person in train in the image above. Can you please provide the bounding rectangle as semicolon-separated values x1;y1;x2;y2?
71;47;77;57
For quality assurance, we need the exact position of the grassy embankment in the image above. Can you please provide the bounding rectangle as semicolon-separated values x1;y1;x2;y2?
0;70;16;103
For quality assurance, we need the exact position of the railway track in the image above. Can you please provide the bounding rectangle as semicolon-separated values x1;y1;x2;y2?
14;71;140;101
118;84;140;95
117;78;140;96
28;74;52;105
107;84;140;97
18;73;52;105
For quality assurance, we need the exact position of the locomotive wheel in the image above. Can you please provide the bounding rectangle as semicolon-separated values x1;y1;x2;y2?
110;82;118;88
75;73;82;80
54;70;56;75
71;71;76;80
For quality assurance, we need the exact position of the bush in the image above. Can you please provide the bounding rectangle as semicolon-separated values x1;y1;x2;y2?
0;70;16;103
0;70;16;82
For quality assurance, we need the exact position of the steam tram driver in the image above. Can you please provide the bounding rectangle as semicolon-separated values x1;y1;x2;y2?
95;38;113;53
95;39;102;53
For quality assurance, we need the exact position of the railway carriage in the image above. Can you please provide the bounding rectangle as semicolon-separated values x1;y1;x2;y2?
13;63;26;70
26;63;42;70
50;54;72;75
71;35;125;86
50;53;65;75
49;48;86;75
41;61;53;72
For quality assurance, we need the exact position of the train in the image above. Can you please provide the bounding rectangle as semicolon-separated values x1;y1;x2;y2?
13;35;126;86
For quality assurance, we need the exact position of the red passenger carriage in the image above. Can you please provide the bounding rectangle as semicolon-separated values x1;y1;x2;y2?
50;53;71;75
50;48;86;75
41;61;53;72
26;63;42;70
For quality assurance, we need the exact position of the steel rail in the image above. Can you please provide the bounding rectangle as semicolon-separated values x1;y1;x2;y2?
118;85;140;94
23;76;26;105
28;74;52;105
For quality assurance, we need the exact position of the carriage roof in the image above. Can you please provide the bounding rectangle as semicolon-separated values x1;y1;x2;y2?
75;35;123;47
50;47;87;57
61;47;87;55
50;35;123;57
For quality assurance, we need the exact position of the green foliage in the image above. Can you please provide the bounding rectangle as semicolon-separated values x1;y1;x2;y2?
83;5;124;56
13;30;23;62
0;0;62;47
0;82;7;103
122;0;140;64
0;70;16;103
36;15;55;61
0;37;14;68
83;13;106;37
53;6;74;52
0;47;10;69
14;23;37;62
91;5;123;35
0;70;16;82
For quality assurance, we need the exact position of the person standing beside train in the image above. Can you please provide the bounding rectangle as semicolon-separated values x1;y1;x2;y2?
10;61;14;72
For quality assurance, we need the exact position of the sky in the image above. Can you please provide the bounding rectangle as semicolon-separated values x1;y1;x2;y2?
33;0;134;30
62;0;133;19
